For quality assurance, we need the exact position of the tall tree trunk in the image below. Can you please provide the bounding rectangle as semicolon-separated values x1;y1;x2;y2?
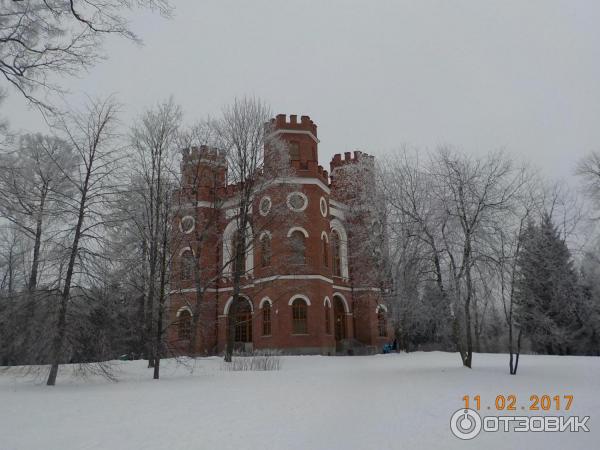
463;248;473;368
225;218;247;362
138;240;148;357
47;173;90;386
28;190;47;291
153;214;169;379
23;191;47;363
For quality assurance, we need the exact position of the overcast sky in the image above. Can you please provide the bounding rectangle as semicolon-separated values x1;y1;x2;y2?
5;0;600;181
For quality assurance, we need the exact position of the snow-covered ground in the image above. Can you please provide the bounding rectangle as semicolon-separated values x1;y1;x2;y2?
1;352;598;450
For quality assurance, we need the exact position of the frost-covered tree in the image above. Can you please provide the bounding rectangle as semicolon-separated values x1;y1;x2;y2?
577;151;600;215
127;98;181;379
0;133;75;291
207;98;292;363
515;214;580;355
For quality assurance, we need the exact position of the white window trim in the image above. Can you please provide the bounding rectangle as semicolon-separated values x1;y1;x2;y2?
259;297;273;309
332;292;350;313
330;218;349;279
286;191;308;212
320;231;329;242
259;196;272;216
288;294;311;306
223;294;253;315
222;219;254;277
320;197;328;217
323;296;332;308
259;230;272;241
376;304;388;313
178;246;193;257
179;216;195;234
287;226;309;238
176;306;193;317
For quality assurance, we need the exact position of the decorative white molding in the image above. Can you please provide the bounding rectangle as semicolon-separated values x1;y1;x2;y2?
329;207;345;220
259;230;272;241
176;305;193;317
287;226;309;238
321;231;329;242
376;304;388;313
288;294;311;306
222;219;254;277
259;196;272;216
330;218;349;279
332;284;351;291
269;129;320;144
323;296;331;307
329;199;348;210
274;177;330;195
257;274;332;284
286;191;308;212
179;216;196;234
320;196;328;217
332;292;350;313
259;297;273;309
178;246;193;257
223;294;253;315
169;279;381;295
354;287;382;292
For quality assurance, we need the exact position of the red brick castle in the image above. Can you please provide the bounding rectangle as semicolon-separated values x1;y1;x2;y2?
168;114;390;355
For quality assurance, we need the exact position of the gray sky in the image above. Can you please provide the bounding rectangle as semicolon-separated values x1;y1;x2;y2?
5;0;600;181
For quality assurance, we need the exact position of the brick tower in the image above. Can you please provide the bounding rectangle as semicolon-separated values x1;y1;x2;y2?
168;115;391;356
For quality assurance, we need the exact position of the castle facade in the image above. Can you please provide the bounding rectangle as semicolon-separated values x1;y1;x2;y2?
168;114;390;355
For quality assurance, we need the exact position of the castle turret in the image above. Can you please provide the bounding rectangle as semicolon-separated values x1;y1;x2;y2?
180;145;227;203
266;114;328;184
329;150;375;204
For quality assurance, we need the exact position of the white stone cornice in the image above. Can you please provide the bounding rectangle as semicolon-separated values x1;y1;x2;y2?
269;129;320;144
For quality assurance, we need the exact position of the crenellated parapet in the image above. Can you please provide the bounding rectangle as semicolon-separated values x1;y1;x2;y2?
181;145;227;168
330;150;375;172
270;114;318;137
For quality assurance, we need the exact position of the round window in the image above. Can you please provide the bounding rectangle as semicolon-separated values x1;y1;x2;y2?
287;192;308;212
372;220;382;236
180;216;195;234
320;197;328;217
259;196;272;216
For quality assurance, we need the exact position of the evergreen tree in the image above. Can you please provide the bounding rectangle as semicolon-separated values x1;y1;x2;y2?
515;214;579;355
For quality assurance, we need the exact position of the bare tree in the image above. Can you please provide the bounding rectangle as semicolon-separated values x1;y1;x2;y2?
0;133;75;291
0;0;172;110
202;98;291;362
577;151;600;217
430;148;526;368
46;97;121;385
128;98;181;379
381;148;527;367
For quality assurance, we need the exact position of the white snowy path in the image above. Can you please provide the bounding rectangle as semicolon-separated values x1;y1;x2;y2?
1;352;598;450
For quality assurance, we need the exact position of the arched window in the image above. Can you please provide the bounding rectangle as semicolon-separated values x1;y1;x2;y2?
289;142;300;160
260;234;271;267
290;230;306;265
322;236;329;267
331;231;341;277
325;303;331;334
231;298;252;343
292;298;308;334
232;230;246;274
262;302;272;336
178;310;192;340
378;308;387;337
180;251;194;281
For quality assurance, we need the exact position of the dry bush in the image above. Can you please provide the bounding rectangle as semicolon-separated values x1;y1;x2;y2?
222;349;282;371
